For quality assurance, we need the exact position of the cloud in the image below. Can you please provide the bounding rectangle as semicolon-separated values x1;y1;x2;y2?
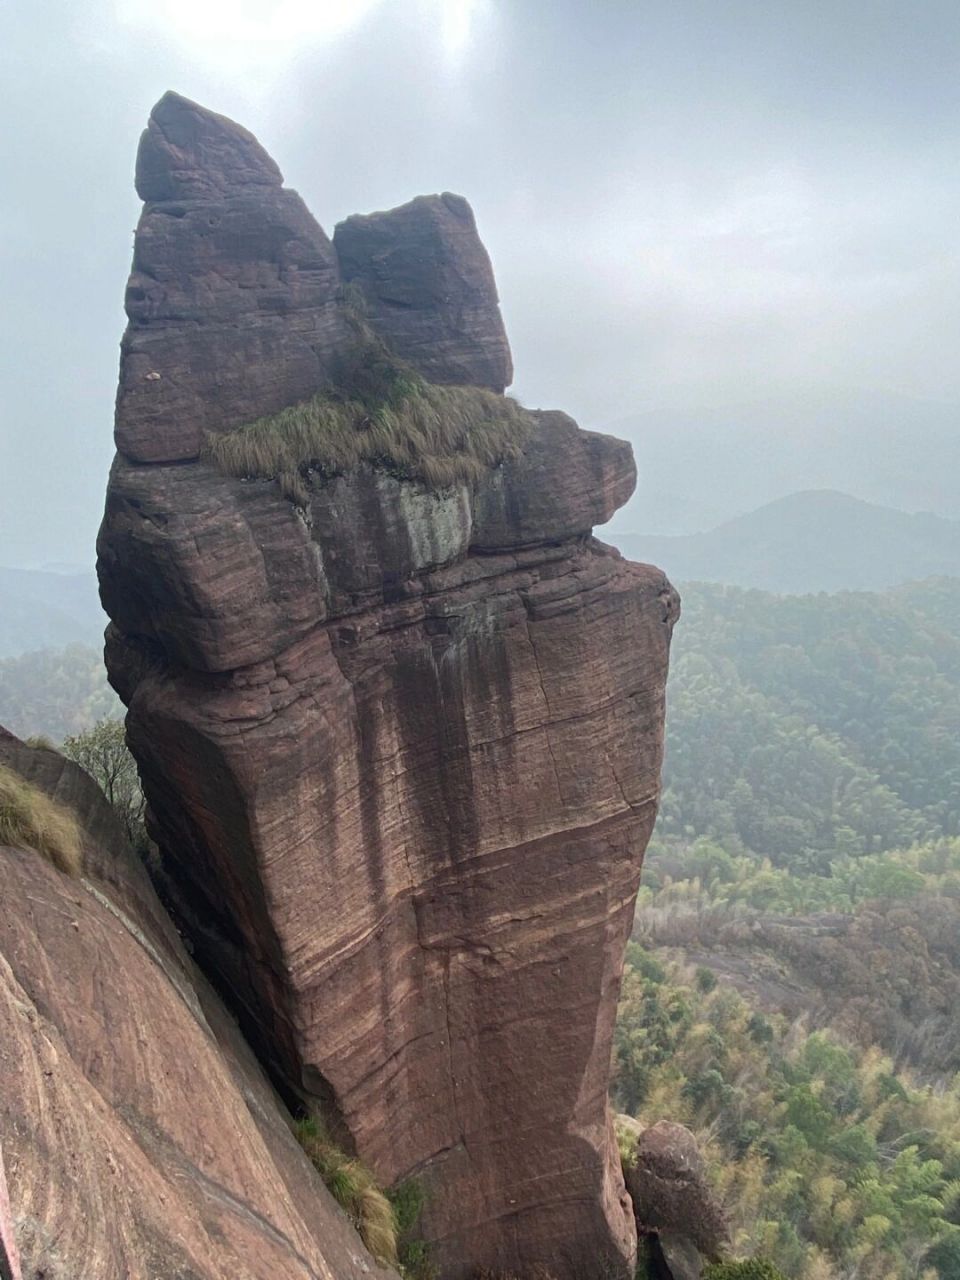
3;0;960;563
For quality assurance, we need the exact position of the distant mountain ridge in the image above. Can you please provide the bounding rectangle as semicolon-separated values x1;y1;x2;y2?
612;490;960;593
602;387;960;536
0;566;105;657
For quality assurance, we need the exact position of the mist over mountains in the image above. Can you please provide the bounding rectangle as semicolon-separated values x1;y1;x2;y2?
0;566;104;658
604;388;960;537
611;490;960;594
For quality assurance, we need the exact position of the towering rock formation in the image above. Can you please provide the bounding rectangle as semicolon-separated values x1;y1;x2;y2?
98;92;678;1280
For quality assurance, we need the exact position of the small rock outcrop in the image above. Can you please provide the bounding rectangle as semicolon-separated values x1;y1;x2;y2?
625;1122;728;1280
98;92;678;1280
0;728;394;1280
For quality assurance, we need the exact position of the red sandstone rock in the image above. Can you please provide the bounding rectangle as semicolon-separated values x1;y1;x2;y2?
117;91;348;464
335;193;513;392
0;1143;21;1280
98;93;678;1280
0;730;396;1280
624;1121;728;1276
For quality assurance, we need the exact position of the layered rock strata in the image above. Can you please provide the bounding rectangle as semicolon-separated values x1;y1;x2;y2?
0;728;393;1280
98;92;678;1280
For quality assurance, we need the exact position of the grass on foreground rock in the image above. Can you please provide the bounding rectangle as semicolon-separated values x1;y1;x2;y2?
205;338;534;506
295;1117;400;1268
0;763;82;875
294;1117;435;1277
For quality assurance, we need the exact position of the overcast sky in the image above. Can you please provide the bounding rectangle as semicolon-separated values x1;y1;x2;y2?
3;0;960;565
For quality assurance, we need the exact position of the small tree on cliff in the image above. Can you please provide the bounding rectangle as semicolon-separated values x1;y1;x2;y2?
62;719;146;851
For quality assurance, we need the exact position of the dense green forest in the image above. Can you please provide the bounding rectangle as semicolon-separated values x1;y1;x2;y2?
654;577;960;868
0;643;120;740
619;576;960;1279
616;943;960;1280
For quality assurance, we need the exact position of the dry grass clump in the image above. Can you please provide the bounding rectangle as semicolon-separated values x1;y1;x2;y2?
205;364;534;507
295;1117;399;1267
0;764;82;875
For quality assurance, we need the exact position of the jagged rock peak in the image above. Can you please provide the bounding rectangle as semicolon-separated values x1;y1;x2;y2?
116;91;513;462
335;192;513;392
136;90;284;202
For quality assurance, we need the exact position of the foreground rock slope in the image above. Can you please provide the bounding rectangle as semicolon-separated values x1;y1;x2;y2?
98;91;678;1279
0;728;394;1280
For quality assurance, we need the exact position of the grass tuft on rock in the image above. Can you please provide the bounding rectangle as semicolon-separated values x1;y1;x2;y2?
204;344;534;506
295;1117;400;1267
0;764;82;875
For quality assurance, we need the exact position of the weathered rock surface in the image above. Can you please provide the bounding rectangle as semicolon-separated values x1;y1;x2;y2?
0;1143;21;1280
0;728;396;1280
624;1122;727;1279
116;92;348;464
116;93;513;464
99;93;678;1280
335;193;512;392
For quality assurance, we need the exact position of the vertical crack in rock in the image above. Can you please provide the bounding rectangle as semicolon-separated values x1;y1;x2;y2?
98;91;679;1280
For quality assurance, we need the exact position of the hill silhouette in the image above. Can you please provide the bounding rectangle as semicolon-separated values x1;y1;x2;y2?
613;490;960;593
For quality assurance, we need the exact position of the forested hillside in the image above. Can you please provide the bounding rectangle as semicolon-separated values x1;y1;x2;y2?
616;942;960;1280
654;577;960;868
0;644;120;740
618;576;960;1280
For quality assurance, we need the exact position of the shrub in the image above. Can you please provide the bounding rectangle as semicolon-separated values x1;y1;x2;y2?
0;764;82;875
696;966;719;993
294;1117;399;1267
62;719;147;852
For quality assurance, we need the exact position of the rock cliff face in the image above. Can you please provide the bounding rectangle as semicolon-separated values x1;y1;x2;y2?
0;728;394;1280
98;92;678;1280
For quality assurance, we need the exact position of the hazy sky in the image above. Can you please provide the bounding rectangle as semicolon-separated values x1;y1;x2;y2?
3;0;960;564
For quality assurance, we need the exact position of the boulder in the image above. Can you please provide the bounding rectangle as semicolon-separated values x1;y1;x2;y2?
625;1122;728;1278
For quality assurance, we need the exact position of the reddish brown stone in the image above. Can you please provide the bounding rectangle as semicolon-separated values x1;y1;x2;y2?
116;91;348;464
0;1143;21;1280
0;731;396;1280
625;1121;728;1269
98;93;679;1280
334;193;513;392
